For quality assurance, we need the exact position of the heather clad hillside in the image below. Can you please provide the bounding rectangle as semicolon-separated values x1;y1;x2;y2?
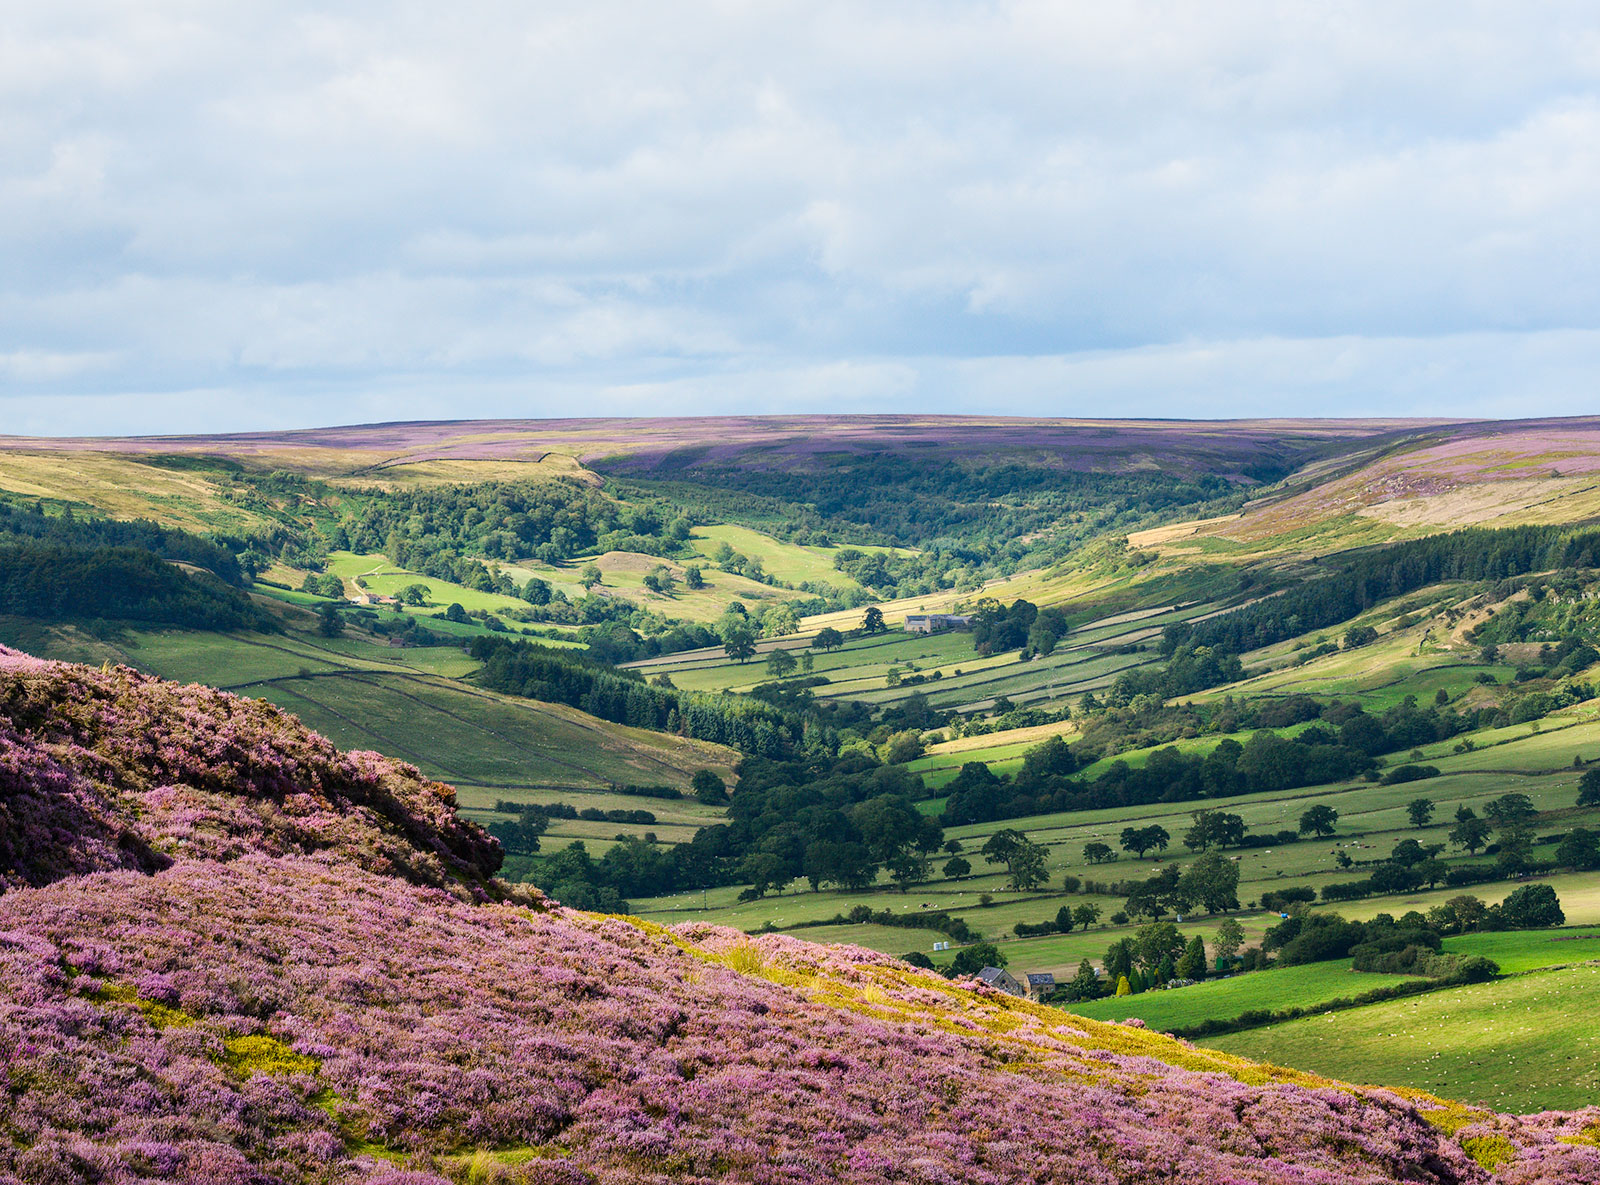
2;648;1599;1184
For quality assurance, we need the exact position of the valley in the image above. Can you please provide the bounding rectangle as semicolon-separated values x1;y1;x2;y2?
5;413;1600;1167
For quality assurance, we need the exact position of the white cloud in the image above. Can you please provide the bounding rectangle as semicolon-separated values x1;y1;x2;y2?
3;1;1600;432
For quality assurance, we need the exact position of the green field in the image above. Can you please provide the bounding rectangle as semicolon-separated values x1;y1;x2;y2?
626;599;1210;715
1202;963;1600;1112
13;615;739;830
1069;958;1417;1030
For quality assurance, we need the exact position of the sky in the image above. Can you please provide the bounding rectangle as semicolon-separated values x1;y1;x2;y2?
5;1;1600;435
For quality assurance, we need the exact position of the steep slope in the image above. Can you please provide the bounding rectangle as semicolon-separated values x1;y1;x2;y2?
0;647;501;893
1;647;1598;1185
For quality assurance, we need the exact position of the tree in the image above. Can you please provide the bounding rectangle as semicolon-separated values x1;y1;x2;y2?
1177;851;1240;914
579;564;603;590
1103;938;1135;980
1063;959;1104;1003
1498;883;1565;929
888;851;933;891
1083;841;1116;865
761;604;800;637
1119;825;1169;860
1449;808;1491;854
1557;827;1600;870
803;841;875;891
692;769;728;805
766;648;797;679
1072;903;1102;930
861;606;886;634
1133;922;1186;976
1485;792;1537;828
317;601;344;637
1442;894;1489;932
684;565;705;590
445;602;469;623
980;829;1050;891
399;582;432;606
1213;917;1246;965
1176;935;1207;981
942;855;972;880
722;625;757;664
1055;905;1076;933
852;796;928;867
1486;792;1538;857
1298;804;1339;838
1406;797;1436;829
1390;838;1428;867
947;942;1005;978
812;627;844;652
1579;767;1600;808
642;564;675;594
1183;810;1246;852
1416;858;1449;888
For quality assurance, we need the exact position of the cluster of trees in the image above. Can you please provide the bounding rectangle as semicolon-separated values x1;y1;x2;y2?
1170;523;1600;659
969;599;1071;657
521;750;947;908
943;691;1504;828
470;636;797;755
1116;851;1243;919
603;453;1259;598
1268;888;1561;968
1319;790;1600;902
0;501;248;583
0;504;271;631
1088;919;1239;997
331;478;688;568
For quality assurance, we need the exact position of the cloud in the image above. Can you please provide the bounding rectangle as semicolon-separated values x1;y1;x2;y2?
3;2;1600;433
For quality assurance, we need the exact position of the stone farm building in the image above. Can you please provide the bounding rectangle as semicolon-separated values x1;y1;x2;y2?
977;967;1027;997
1024;973;1056;1002
905;614;972;634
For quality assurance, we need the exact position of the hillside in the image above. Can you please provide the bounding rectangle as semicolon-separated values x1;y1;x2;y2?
3;646;1599;1184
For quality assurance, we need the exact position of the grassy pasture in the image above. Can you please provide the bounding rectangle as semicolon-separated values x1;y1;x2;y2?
0;450;273;536
1068;959;1418;1030
46;621;738;806
685;524;884;589
1201;963;1600;1112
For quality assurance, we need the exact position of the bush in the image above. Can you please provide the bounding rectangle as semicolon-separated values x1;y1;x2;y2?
1260;887;1316;911
1382;764;1440;786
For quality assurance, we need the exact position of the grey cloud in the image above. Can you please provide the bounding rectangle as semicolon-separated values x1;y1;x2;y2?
3;2;1600;432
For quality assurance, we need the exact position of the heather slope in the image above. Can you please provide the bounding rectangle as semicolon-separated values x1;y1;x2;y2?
0;646;501;893
3;650;1600;1184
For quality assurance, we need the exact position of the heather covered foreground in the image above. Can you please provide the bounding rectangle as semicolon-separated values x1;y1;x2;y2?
2;649;1599;1184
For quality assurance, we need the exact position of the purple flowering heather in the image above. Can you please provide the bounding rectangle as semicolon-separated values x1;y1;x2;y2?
1;647;1598;1184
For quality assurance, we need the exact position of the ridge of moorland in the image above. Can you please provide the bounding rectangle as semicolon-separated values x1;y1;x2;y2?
1;645;1598;1184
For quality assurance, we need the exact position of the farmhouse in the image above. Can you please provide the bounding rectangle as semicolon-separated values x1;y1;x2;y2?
905;613;972;634
1024;972;1056;1001
976;966;1027;997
